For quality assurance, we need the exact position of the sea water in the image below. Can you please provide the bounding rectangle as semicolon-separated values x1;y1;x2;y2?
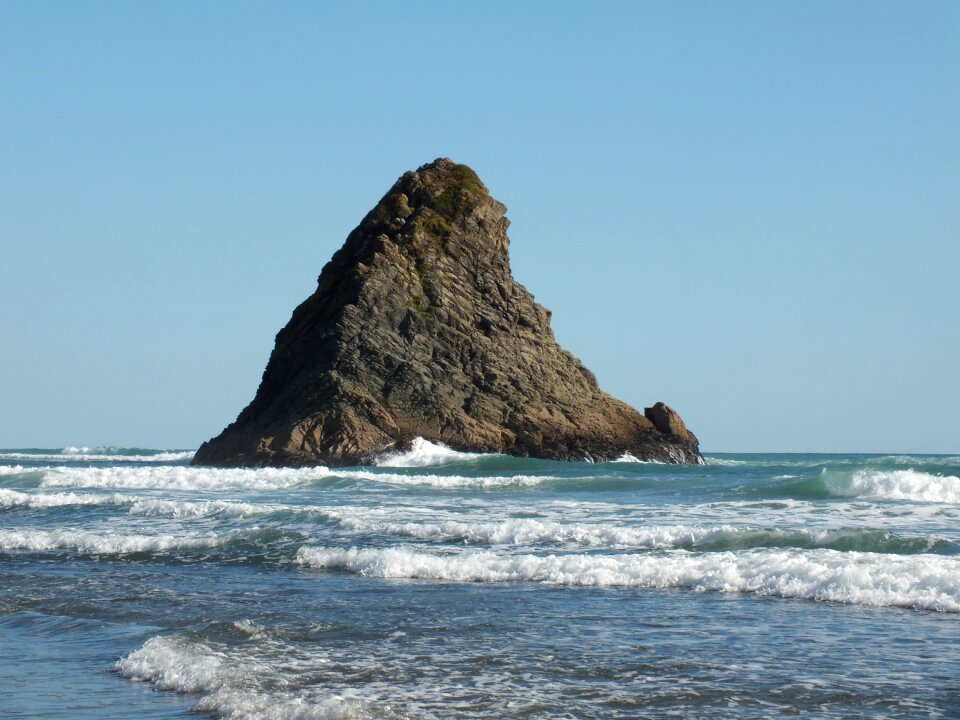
1;443;958;718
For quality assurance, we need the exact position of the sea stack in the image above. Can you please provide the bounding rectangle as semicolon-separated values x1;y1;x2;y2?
194;159;703;467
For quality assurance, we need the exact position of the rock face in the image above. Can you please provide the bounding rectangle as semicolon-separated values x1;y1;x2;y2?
194;159;703;467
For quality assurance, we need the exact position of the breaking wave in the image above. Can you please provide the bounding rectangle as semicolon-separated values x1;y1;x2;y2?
610;451;651;463
296;545;960;612
0;464;548;492
840;468;960;503
35;465;331;491
0;527;287;556
5;488;950;555
116;635;384;720
128;497;285;518
321;515;956;554
0;488;132;509
374;437;484;467
0;448;195;463
335;468;548;489
0;489;287;519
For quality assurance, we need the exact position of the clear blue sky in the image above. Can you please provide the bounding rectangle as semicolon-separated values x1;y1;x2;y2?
1;1;957;453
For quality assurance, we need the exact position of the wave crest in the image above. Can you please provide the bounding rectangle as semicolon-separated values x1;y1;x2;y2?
826;468;960;503
0;527;282;555
0;449;195;463
373;437;485;467
37;465;329;491
296;545;960;612
117;635;389;719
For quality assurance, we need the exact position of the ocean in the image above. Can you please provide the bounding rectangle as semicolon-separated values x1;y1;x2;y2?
1;442;958;718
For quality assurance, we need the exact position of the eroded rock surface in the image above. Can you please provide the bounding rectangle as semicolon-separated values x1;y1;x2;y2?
194;159;703;466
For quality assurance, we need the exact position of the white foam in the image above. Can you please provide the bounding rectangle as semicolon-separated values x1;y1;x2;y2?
0;450;195;463
374;437;484;467
296;545;960;612
232;619;272;640
335;468;548;489
374;516;938;551
37;465;330;491
22;463;545;492
61;446;90;455
830;469;960;503
325;512;742;548
876;455;960;467
0;527;252;554
704;457;748;466
59;447;195;462
128;497;283;518
0;489;288;519
126;497;357;520
117;635;381;719
0;488;133;509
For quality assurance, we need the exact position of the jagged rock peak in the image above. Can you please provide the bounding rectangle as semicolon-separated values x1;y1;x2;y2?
193;159;703;467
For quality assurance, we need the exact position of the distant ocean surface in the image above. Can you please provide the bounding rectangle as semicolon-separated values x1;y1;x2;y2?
1;444;959;718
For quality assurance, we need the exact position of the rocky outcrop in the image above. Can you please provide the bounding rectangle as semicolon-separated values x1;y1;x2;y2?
194;159;703;467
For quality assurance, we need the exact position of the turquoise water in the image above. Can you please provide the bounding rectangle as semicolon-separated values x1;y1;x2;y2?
1;444;959;718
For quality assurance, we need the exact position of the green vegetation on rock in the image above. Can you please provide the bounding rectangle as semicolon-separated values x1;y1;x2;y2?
421;212;453;239
432;163;485;217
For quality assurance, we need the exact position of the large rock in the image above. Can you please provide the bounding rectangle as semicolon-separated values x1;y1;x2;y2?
194;159;704;467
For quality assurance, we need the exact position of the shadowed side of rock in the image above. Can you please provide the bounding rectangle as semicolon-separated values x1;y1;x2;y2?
193;159;704;467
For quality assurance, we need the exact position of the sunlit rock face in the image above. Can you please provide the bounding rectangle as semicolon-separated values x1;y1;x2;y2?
194;159;703;467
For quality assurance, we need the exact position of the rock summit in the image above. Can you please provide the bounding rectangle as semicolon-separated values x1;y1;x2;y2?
194;159;703;467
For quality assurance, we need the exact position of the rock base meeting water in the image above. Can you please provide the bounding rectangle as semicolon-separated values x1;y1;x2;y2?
194;159;702;468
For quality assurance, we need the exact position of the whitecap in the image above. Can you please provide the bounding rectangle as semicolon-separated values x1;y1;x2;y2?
336;468;548;489
373;437;485;467
37;465;330;491
0;527;250;555
0;488;134;509
703;457;748;466
295;545;960;612
0;489;292;519
322;511;740;548
827;468;960;503
117;635;387;719
0;450;196;463
29;463;547;492
128;497;284;518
